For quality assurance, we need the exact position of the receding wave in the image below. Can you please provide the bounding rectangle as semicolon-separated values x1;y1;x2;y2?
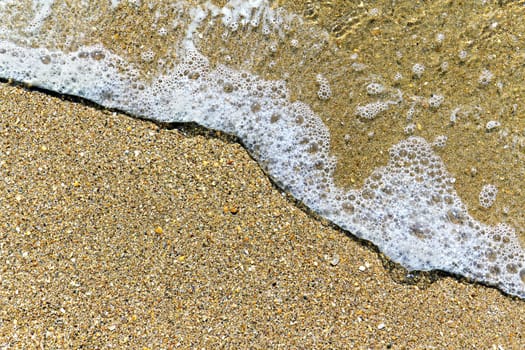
1;0;524;298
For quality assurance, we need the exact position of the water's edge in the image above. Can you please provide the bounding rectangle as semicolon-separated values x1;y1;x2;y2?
1;0;524;298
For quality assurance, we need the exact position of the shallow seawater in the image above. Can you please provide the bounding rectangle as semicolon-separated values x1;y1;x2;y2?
1;0;525;297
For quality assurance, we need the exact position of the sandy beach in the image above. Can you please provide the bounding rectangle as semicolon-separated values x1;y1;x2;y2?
0;82;523;348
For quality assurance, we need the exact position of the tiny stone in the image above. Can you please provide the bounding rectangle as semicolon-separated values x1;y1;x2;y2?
330;254;340;266
359;265;366;272
486;120;501;131
378;323;386;330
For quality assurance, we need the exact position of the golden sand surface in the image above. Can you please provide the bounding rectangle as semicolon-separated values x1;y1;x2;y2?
1;83;524;348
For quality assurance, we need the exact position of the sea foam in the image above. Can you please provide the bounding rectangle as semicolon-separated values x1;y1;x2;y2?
0;0;524;298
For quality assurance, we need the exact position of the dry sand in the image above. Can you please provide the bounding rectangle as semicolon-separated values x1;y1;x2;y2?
0;82;524;348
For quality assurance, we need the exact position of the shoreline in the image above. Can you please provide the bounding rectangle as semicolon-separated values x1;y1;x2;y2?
1;83;524;348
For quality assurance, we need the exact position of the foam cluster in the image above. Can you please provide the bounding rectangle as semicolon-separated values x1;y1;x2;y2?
355;101;392;120
432;135;447;148
209;0;299;38
404;123;416;135
316;74;332;100
412;63;425;78
479;69;494;86
479;184;498;208
0;0;55;40
325;138;525;297
366;83;385;95
0;0;524;299
428;94;444;108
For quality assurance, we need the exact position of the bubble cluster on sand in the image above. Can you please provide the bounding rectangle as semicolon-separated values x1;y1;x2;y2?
0;0;524;298
479;184;498;209
355;101;392;120
316;74;332;100
428;94;444;109
411;63;425;79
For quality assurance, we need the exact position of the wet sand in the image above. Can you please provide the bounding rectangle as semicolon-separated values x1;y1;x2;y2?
0;83;524;348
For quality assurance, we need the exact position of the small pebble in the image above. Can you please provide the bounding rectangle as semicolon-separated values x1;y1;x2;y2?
486;120;501;131
330;254;340;266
